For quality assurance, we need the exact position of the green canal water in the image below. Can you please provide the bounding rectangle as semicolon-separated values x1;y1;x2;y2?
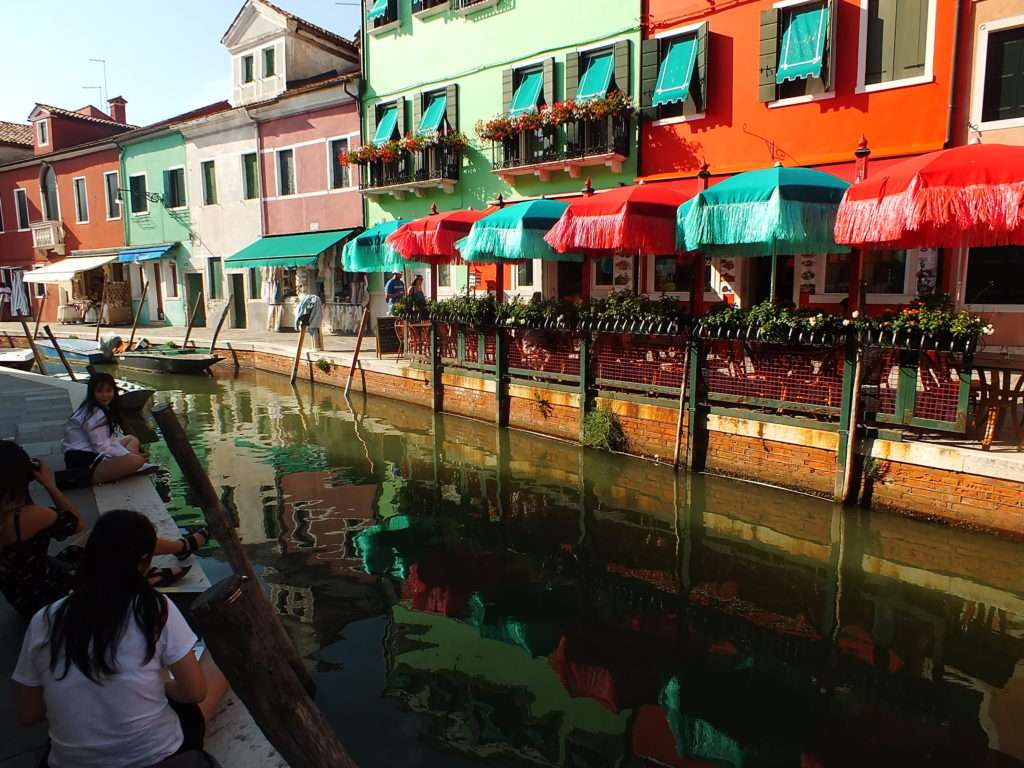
117;367;1023;768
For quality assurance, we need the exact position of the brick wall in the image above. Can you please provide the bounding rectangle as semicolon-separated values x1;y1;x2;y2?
704;430;837;497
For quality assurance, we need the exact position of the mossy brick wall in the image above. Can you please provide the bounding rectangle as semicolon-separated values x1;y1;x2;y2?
704;431;837;498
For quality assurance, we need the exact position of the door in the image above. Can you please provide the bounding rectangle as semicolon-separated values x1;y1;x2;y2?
230;273;247;329
185;273;207;327
557;261;584;300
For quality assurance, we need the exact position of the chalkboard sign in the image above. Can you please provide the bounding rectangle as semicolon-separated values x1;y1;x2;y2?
376;317;402;358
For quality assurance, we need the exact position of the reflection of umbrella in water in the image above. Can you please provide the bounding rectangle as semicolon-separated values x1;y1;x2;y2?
465;590;562;658
401;549;532;618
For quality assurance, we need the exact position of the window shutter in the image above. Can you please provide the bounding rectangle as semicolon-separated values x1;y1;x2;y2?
893;0;928;80
542;57;555;106
695;22;710;112
613;39;631;95
565;51;580;101
445;83;459;131
412;93;423;135
502;68;514;113
411;0;423;12
368;102;378;143
395;97;406;137
759;9;779;102
823;0;838;92
866;0;896;84
639;38;659;114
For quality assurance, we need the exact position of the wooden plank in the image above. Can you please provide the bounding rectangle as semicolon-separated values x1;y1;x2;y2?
32;292;47;340
19;319;46;373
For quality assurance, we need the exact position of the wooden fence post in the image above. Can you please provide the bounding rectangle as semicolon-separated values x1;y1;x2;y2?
430;320;442;412
684;334;705;471
834;335;861;502
494;328;508;427
577;332;590;443
672;335;691;468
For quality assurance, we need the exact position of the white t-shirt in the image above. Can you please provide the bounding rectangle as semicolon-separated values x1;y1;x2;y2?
62;405;131;459
13;596;198;768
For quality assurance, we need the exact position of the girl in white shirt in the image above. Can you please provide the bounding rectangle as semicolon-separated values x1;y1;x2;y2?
62;373;146;485
12;509;228;768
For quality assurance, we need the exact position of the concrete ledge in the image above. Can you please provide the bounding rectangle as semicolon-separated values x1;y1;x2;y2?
708;412;840;452
869;439;1024;484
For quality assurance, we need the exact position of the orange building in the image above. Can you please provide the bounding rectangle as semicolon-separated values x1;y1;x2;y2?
639;0;959;314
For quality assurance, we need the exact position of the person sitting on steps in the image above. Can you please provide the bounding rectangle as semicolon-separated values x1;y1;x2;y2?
62;373;148;485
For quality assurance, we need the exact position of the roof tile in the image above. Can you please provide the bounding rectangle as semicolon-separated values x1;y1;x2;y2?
0;121;32;146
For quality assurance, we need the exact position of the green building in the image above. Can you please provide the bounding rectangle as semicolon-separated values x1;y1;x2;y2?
359;0;641;305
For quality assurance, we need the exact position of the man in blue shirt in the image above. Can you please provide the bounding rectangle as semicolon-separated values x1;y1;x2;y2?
384;272;406;314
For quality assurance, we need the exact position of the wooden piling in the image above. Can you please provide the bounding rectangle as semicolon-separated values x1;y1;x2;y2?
344;306;370;398
126;280;149;352
43;326;76;380
182;296;202;349
19;319;45;373
94;300;106;342
289;326;307;385
208;302;230;354
672;341;691;468
32;293;47;340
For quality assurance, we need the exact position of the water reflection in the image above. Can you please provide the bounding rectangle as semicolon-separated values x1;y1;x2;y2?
133;368;1024;768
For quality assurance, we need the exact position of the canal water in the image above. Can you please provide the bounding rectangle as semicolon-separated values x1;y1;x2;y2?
118;367;1023;768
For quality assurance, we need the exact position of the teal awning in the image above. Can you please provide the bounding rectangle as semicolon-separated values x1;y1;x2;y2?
367;0;389;21
419;92;447;133
509;70;543;116
119;244;175;263
576;52;614;102
373;105;399;145
653;36;698;107
226;229;358;270
776;4;829;84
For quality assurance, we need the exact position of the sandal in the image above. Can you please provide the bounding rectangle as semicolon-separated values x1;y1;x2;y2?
176;528;209;561
147;565;191;588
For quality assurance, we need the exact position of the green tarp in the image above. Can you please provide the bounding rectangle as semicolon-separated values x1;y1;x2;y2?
653;36;698;106
576;52;614;102
374;105;399;145
509;70;543;116
419;92;447;133
367;0;389;21
776;4;829;84
225;229;358;270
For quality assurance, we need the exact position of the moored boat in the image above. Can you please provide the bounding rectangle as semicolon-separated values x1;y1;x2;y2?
37;338;115;365
117;346;222;375
0;349;36;371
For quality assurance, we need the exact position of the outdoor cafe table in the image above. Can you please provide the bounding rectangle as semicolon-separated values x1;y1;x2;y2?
971;353;1024;451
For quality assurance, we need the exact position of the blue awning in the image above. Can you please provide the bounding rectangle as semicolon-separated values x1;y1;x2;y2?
374;105;399;145
119;244;175;263
776;4;829;84
576;52;614;102
653;35;698;107
367;0;389;21
419;92;447;133
509;71;544;117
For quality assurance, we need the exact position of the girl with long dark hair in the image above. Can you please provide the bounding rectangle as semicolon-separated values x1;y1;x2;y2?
13;509;228;768
62;373;146;485
0;440;208;618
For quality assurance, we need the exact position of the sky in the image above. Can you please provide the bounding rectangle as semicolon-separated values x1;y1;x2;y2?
1;0;362;126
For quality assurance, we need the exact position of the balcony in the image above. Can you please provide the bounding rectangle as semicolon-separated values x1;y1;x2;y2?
490;114;630;184
412;0;449;16
368;0;399;33
30;220;65;255
359;144;460;200
453;0;499;14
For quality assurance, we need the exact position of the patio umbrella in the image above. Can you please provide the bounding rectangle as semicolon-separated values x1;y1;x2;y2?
834;143;1024;249
679;164;850;300
341;220;427;273
544;182;692;255
386;207;492;266
458;199;583;263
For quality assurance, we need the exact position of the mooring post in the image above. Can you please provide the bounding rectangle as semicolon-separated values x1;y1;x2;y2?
32;293;47;340
494;328;508;427
835;333;862;502
578;331;590;443
684;334;705;471
43;326;76;380
430;320;442;412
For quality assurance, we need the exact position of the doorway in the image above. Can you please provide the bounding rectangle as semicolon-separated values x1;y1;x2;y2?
150;263;165;322
751;255;795;306
230;273;247;329
185;273;207;327
557;261;584;300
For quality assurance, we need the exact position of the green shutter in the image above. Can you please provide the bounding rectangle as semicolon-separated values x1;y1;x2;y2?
823;0;836;92
419;92;447;132
577;52;615;102
865;0;896;85
613;39;631;95
759;9;779;102
502;68;514;113
396;96;407;137
893;0;928;80
652;36;697;107
640;38;659;113
509;70;543;116
565;51;580;101
543;57;555;105
445;83;459;131
694;21;710;113
367;101;378;145
412;92;424;135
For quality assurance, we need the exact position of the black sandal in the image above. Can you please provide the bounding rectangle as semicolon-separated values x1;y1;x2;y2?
147;565;191;588
176;528;209;561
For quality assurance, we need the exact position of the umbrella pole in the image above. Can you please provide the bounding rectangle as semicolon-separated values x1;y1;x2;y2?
769;252;778;304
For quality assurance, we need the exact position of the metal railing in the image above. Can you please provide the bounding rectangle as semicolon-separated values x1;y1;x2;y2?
359;144;460;192
490;114;631;173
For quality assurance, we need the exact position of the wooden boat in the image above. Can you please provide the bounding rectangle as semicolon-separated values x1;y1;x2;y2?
0;349;36;371
53;373;154;413
117;346;222;375
37;338;114;365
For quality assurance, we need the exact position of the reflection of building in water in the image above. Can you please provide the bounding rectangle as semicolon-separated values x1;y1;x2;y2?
269;583;314;625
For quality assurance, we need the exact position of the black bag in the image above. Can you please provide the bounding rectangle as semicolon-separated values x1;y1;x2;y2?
55;466;93;491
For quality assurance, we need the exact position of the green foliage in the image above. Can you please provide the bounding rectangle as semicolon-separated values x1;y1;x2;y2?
582;408;625;452
315;357;332;373
391;293;429;321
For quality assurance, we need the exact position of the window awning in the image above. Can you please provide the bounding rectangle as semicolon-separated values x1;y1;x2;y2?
225;229;359;270
419;92;447;133
367;0;389;21
509;70;543;116
119;244;176;263
776;4;829;84
373;105;399;145
653;36;698;107
576;52;614;102
23;254;118;284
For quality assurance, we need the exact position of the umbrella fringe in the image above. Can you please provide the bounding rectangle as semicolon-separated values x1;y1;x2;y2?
462;227;583;262
545;212;678;254
387;227;464;265
682;195;845;253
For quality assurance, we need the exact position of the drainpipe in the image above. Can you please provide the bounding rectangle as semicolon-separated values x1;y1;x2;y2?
946;0;966;311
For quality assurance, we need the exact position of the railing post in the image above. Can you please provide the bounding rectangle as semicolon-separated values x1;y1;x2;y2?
955;349;974;433
495;329;508;428
685;334;706;471
578;331;591;443
895;348;920;425
834;335;859;501
430;320;442;412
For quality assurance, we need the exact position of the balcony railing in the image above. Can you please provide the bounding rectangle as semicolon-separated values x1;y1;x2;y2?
369;0;399;32
359;143;460;199
412;0;449;14
30;220;65;255
453;0;499;14
490;114;631;183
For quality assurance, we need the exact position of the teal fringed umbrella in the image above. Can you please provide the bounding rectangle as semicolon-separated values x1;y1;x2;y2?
458;199;583;263
679;164;850;301
342;220;427;273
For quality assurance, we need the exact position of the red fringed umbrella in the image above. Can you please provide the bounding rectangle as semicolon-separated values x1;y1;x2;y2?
544;182;693;254
386;207;493;265
834;143;1024;249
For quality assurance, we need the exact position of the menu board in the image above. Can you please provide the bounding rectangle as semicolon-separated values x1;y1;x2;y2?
612;255;634;292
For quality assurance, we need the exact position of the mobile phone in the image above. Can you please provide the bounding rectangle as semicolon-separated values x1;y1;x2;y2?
31;459;41;471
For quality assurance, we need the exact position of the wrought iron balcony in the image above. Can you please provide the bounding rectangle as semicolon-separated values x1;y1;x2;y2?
453;0;499;14
412;0;449;15
490;114;631;184
30;219;65;255
359;144;460;199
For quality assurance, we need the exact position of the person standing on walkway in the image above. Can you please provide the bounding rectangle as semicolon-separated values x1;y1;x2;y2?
262;267;283;332
385;272;406;315
409;275;425;301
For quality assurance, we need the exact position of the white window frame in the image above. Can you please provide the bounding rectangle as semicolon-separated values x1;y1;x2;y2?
510;259;540;294
262;46;276;79
241;54;255;84
651;22;708;126
590;255;616;296
103;170;121;220
36;120;48;147
855;0;937;95
128;173;149;216
201;160;218;206
970;14;1024;132
275;147;297;197
768;0;837;109
14;188;30;230
72;176;89;224
164;165;187;210
241;152;261;200
326;133;359;191
646;254;721;303
812;249;921;304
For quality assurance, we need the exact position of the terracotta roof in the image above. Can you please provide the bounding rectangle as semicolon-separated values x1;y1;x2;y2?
223;0;358;58
35;104;133;128
0;121;32;147
118;101;234;142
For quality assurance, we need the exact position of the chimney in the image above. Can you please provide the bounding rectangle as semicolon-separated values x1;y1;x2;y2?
107;96;127;124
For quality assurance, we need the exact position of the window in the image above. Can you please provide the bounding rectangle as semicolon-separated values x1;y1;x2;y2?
437;264;451;288
104;171;121;219
823;253;852;294
242;153;260;199
576;50;615;102
34;278;45;298
864;0;930;86
329;138;350;189
242;55;254;84
167;261;179;298
594;257;613;287
201;161;217;205
40;166;58;221
208;257;223;300
372;104;400;145
164;168;186;209
263;47;275;78
653;255;688;293
760;1;834;103
14;189;29;229
73;177;89;223
36;121;48;146
249;267;262;300
646;26;707;120
276;149;295;196
982;24;1024;124
862;250;907;294
966;246;1024;305
418;91;448;133
129;174;148;214
509;68;544;116
516;261;534;289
